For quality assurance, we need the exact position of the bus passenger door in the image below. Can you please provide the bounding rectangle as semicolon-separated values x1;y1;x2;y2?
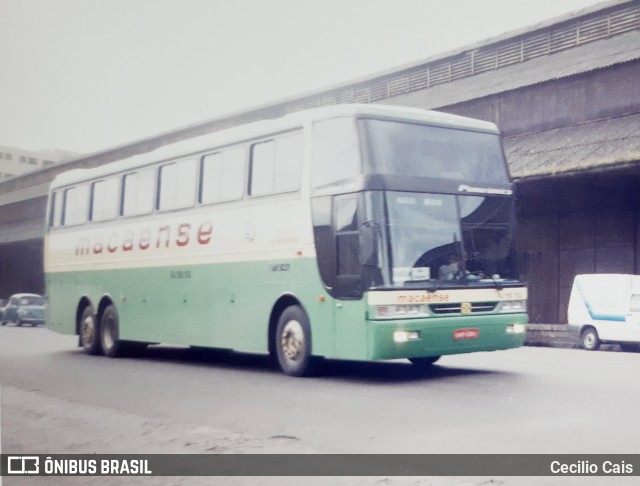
331;195;369;360
312;194;369;360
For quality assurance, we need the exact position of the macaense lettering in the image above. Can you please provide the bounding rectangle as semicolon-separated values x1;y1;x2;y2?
75;221;213;256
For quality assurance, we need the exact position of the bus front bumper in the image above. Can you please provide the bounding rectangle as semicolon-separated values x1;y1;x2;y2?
367;313;528;360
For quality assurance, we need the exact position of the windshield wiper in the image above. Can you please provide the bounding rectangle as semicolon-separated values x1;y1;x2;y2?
488;274;504;290
426;281;445;293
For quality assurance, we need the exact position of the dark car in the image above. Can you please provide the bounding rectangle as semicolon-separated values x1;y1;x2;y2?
0;293;45;327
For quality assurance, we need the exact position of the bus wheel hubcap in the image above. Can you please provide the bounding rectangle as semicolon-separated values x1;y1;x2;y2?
281;320;304;361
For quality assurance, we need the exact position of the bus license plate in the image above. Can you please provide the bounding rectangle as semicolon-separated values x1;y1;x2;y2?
454;328;479;340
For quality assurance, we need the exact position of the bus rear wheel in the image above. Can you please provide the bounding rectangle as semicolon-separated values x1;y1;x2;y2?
100;304;125;358
80;305;102;355
581;327;600;351
275;305;315;377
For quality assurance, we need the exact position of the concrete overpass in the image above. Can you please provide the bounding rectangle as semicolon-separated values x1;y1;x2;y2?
1;0;639;322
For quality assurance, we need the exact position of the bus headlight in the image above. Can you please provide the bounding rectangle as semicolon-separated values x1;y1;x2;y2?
393;331;421;343
374;305;430;319
500;300;527;313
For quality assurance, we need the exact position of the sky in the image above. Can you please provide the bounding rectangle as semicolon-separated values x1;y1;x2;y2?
0;0;607;154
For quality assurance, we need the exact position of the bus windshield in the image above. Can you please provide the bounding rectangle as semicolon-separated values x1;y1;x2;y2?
368;191;517;288
359;119;508;183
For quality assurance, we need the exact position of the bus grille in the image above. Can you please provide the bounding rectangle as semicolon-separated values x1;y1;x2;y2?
429;302;497;315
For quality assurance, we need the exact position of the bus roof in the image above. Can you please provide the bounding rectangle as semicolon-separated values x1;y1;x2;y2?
309;103;500;131
50;104;500;189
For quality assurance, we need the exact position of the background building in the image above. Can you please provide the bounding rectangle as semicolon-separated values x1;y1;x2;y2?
0;145;76;180
0;0;638;323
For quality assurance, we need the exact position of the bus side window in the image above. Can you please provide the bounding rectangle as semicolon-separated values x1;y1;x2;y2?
311;117;360;188
274;132;303;193
122;168;155;217
200;147;245;204
62;185;89;226
250;131;302;196
335;195;360;276
250;140;275;196
158;159;197;211
334;194;363;299
49;191;63;228
90;177;119;222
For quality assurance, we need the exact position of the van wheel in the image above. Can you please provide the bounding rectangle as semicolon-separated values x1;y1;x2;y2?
581;327;600;351
274;305;315;377
80;305;102;355
100;304;125;358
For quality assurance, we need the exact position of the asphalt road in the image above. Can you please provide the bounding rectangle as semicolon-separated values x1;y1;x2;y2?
1;325;640;485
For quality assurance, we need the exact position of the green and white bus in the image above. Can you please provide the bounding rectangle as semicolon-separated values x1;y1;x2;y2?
45;104;527;376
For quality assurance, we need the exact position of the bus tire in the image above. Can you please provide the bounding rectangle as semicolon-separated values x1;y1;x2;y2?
409;356;442;365
581;327;600;351
80;305;102;355
100;304;125;358
275;305;315;377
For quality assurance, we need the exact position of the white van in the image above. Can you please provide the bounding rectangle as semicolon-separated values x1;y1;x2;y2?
567;274;640;351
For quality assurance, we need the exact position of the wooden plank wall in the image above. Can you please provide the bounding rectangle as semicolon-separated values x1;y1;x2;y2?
516;172;640;323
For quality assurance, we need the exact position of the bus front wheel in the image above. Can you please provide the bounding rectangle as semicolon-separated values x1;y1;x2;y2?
275;305;315;377
581;327;600;351
80;305;102;355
